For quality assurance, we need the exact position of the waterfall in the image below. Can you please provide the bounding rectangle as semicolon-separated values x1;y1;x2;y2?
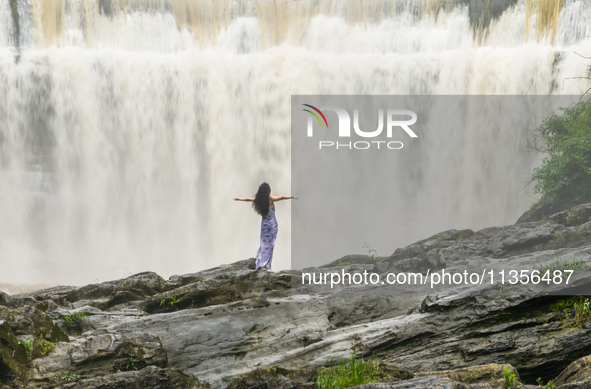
0;0;590;285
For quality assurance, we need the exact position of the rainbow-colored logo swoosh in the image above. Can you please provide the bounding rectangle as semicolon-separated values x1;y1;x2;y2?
302;104;328;128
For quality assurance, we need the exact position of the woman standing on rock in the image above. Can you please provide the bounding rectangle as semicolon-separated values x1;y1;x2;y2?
233;183;297;270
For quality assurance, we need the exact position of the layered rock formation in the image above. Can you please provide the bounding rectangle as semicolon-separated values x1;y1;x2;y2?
1;204;591;388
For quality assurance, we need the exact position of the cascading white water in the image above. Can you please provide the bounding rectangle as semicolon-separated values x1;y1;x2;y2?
0;0;590;286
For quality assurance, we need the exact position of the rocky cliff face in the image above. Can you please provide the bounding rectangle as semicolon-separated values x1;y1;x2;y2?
2;204;591;389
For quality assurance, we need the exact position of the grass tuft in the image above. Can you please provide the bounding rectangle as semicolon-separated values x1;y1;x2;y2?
62;311;89;327
317;355;380;389
530;256;586;275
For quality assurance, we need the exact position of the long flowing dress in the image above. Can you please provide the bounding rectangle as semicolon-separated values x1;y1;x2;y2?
255;204;278;270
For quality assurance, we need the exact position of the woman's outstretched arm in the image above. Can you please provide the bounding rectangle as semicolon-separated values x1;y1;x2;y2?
233;197;255;201
270;196;298;202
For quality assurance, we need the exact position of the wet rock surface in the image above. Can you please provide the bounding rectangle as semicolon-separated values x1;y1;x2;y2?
0;204;591;388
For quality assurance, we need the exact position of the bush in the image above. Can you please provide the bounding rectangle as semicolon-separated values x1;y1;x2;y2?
502;368;522;389
523;99;591;221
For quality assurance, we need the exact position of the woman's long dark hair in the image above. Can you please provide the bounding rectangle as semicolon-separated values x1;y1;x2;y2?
252;182;271;216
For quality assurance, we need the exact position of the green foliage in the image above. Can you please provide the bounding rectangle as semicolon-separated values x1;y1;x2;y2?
160;296;179;310
62;311;89;327
316;355;379;389
362;242;380;262
62;371;75;381
549;296;591;325
35;340;56;358
550;297;578;314
126;356;138;371
337;261;352;267
502;368;522;389
537;377;555;389
530;256;586;275
528;100;591;216
573;297;591;320
19;338;56;361
18;339;34;361
553;228;591;244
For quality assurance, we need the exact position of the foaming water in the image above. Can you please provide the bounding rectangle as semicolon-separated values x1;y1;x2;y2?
0;0;590;285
